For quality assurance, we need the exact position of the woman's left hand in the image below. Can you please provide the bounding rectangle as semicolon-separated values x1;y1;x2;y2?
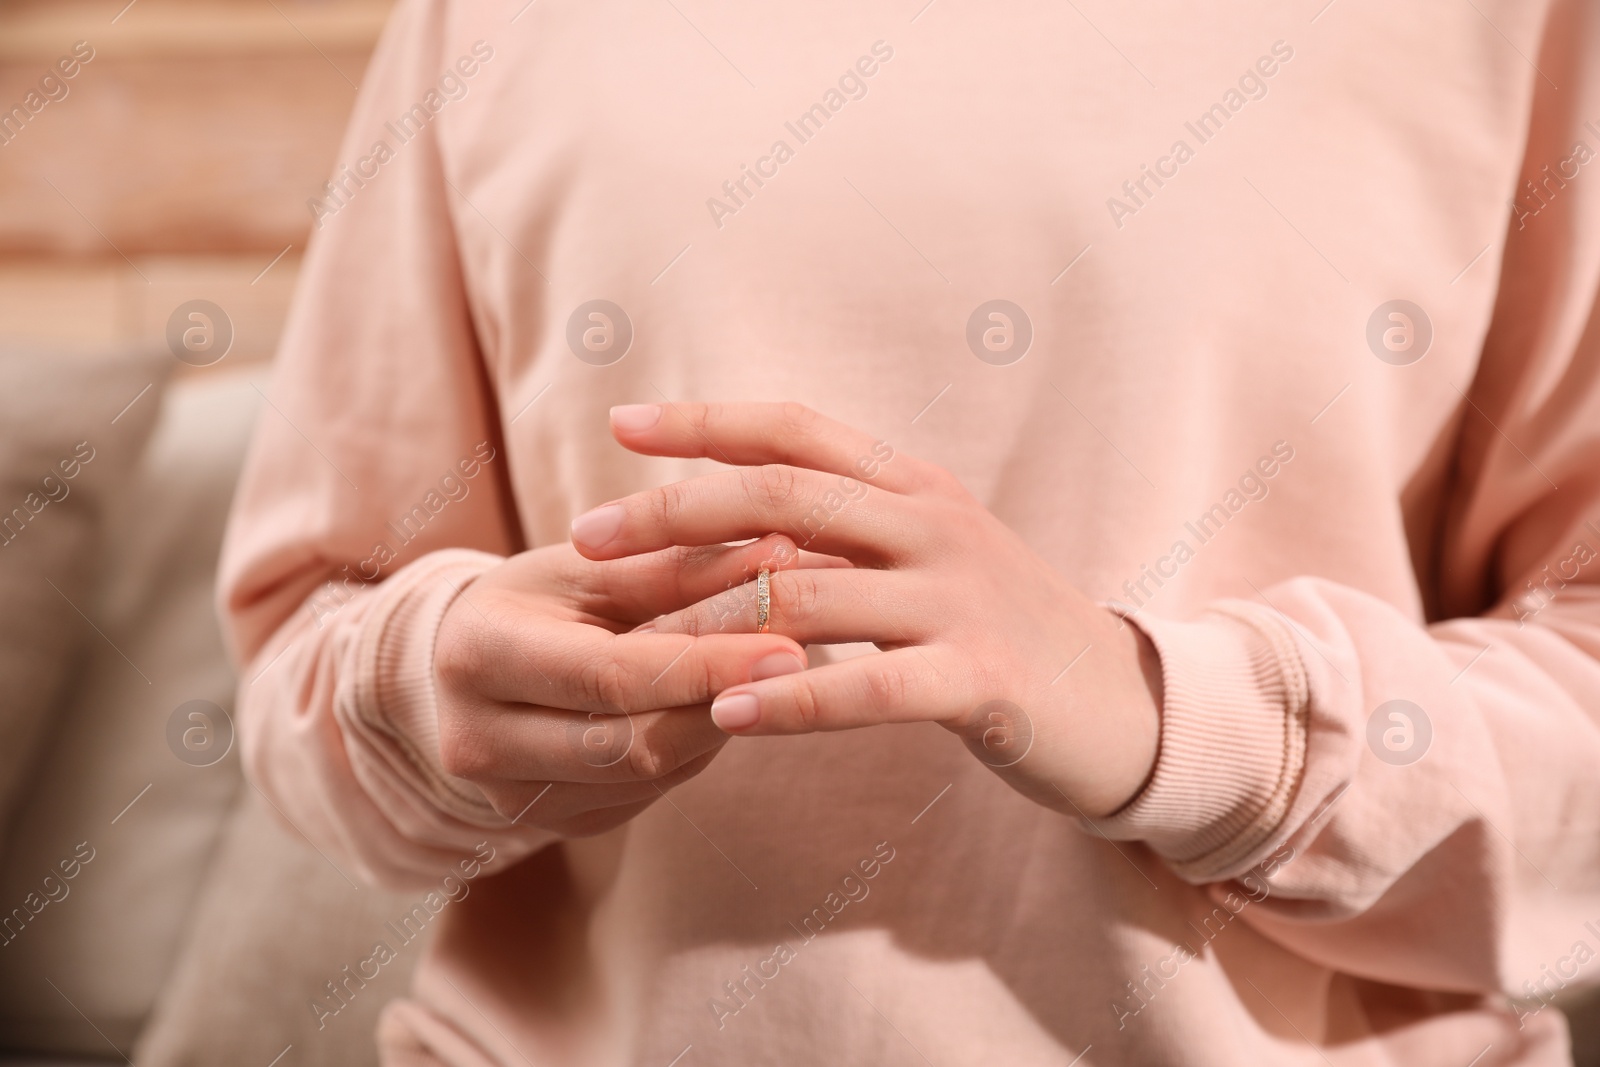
568;401;1163;820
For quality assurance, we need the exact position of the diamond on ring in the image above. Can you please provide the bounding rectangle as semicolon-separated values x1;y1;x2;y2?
756;568;771;633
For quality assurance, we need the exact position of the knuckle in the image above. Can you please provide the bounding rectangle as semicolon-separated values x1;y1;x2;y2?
692;401;721;436
698;647;745;694
916;499;976;559
695;590;741;634
779;571;823;628
777;401;819;435
924;463;969;499
434;622;487;692
437;716;491;781
686;607;719;637
747;463;799;511
761;534;799;569
675;544;721;576
789;680;823;732
480;788;518;823
485;782;550;825
626;727;680;781
863;661;909;712
652;480;689;530
666;606;705;637
577;655;632;713
572;657;606;707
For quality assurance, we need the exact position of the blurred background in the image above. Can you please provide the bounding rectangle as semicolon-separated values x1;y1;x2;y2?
1;0;395;357
0;2;454;1064
2;1;1599;1066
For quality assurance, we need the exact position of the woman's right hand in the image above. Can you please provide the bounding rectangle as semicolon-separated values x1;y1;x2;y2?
433;534;809;838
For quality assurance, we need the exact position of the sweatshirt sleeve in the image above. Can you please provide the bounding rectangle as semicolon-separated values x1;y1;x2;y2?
216;0;555;890
1089;0;1600;998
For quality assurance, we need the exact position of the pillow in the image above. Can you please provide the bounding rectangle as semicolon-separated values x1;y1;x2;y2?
132;789;427;1067
0;361;244;1055
0;344;168;860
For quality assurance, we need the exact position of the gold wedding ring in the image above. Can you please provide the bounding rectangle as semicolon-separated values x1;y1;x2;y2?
756;568;771;633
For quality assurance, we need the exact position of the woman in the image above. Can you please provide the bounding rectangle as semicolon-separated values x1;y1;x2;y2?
220;0;1600;1063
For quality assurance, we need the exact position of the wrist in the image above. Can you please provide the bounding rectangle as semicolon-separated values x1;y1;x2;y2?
1081;605;1309;881
979;602;1162;820
1072;608;1163;818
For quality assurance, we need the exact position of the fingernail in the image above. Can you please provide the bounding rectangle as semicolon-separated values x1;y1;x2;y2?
610;404;662;432
570;503;625;550
749;651;804;681
711;693;761;731
633;621;657;633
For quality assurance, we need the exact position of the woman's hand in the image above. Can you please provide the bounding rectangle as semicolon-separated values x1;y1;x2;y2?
568;401;1163;820
433;535;809;838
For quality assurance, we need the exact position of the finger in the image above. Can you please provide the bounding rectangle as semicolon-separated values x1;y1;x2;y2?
465;615;810;713
645;568;929;646
482;747;723;828
569;464;921;562
609;401;934;494
707;647;973;735
572;533;804;622
794;549;856;570
445;703;729;785
629;548;853;632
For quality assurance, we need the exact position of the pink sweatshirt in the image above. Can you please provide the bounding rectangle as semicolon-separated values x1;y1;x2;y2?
219;0;1600;1063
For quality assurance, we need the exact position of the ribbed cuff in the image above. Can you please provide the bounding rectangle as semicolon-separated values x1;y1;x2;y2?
1087;603;1309;882
349;548;507;826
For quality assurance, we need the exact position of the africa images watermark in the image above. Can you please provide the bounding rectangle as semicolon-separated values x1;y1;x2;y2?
1112;440;1296;617
690;440;897;636
1511;918;1600;1031
310;842;498;1029
0;440;96;550
304;440;498;628
705;40;896;229
1508;117;1600;231
308;41;496;229
0;40;96;148
707;840;898;1030
0;841;96;948
1105;39;1294;229
1507;522;1600;628
1111;840;1296;1030
791;439;896;547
